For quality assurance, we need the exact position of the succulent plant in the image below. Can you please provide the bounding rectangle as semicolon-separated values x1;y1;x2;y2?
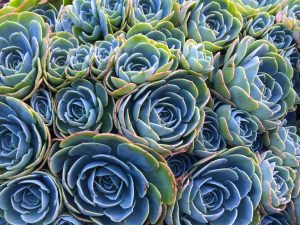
53;213;84;225
0;12;48;100
283;47;300;95
128;0;175;27
260;150;296;213
0;171;62;225
260;210;294;225
264;121;300;169
180;0;243;52
65;44;93;81
100;0;130;31
54;79;114;137
166;153;197;179
91;34;121;80
233;0;282;16
29;3;58;32
244;12;275;38
114;70;209;156
165;146;262;225
55;6;74;33
62;0;113;43
180;39;213;77
192;107;226;158
49;132;176;224
263;23;296;51
211;36;298;131
30;88;54;126
104;34;176;97
0;95;50;180
44;32;79;91
215;103;259;147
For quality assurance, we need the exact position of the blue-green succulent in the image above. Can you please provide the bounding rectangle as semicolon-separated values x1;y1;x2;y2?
0;95;50;180
165;147;262;225
0;12;48;99
0;171;62;225
49;132;176;224
54;79;114;137
114;70;209;156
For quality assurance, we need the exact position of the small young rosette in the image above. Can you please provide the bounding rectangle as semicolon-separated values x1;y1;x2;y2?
264;122;300;169
164;147;262;225
44;32;79;91
263;23;296;51
243;12;275;38
100;0;130;31
54;79;114;137
180;0;243;51
260;150;296;213
0;95;50;180
128;0;175;27
91;34;120;80
104;34;176;97
211;36;298;131
192;107;226;158
49;132;176;224
29;3;58;32
30;88;54;126
166;153;197;180
127;22;185;52
0;171;62;225
215;103;259;147
53;213;84;225
65;44;93;81
0;12;48;99
180;39;213;77
63;0;112;43
55;6;74;33
114;70;210;156
233;0;281;16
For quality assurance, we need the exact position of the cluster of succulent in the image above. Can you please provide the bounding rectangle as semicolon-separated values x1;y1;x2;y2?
0;0;299;224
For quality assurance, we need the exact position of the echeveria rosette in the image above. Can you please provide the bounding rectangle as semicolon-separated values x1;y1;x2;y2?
166;153;197;180
0;95;50;180
276;0;300;32
283;47;300;95
127;22;185;51
264;122;300;169
215;103;259;147
0;171;62;225
64;0;112;44
29;3;58;32
65;44;94;81
0;12;48;100
44;32;79;91
180;0;243;52
128;0;175;27
211;36;298;131
91;34;121;80
262;23;296;51
55;6;74;33
233;0;281;16
244;12;275;38
180;39;213;77
49;132;177;224
260;150;296;213
104;34;176;97
100;0;130;32
54;79;114;138
165;146;262;225
114;70;210;156
30;88;54;126
54;213;84;225
191;107;226;158
260;210;294;225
